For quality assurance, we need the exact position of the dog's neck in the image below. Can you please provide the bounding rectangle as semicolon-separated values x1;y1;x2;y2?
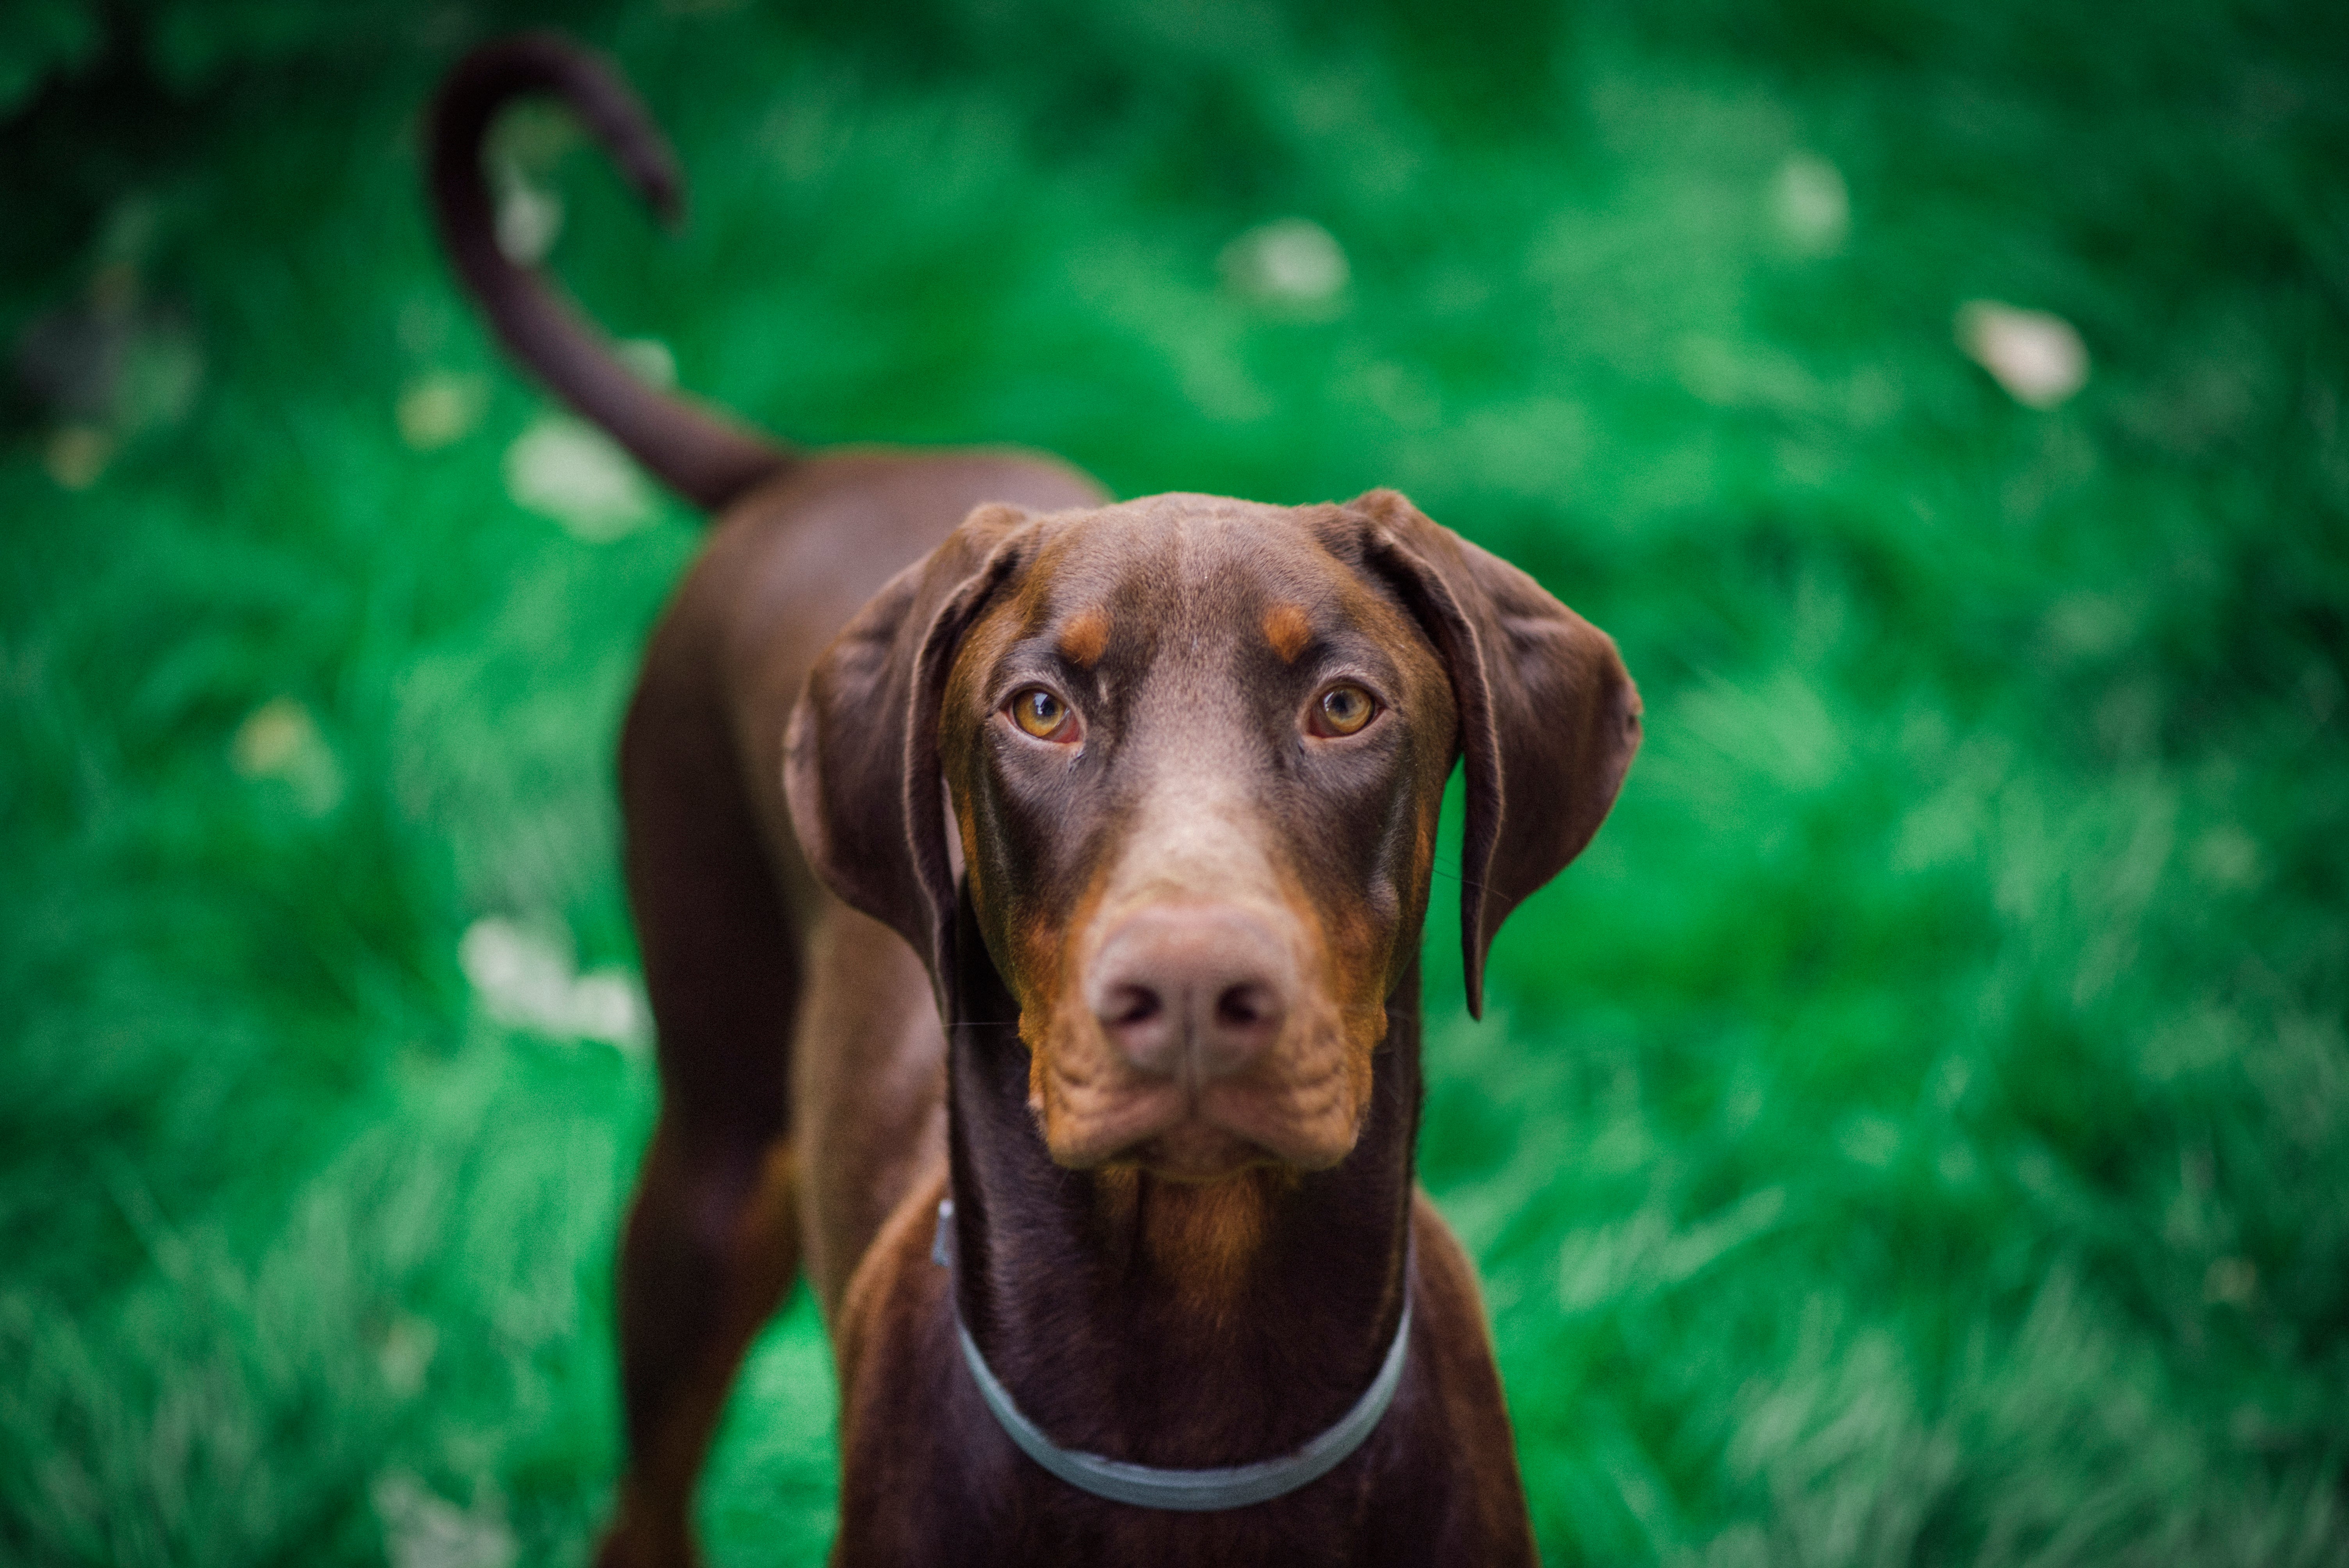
944;892;1422;1470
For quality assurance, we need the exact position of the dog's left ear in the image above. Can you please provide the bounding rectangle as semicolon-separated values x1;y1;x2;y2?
784;502;1033;1016
1342;489;1641;1019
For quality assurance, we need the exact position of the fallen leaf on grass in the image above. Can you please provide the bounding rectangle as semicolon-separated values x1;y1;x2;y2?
232;697;344;815
397;372;488;450
372;1472;516;1568
459;916;651;1052
1220;217;1350;314
503;413;656;540
1957;299;2089;409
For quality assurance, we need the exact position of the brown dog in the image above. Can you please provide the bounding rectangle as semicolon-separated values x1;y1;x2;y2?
431;35;1638;1567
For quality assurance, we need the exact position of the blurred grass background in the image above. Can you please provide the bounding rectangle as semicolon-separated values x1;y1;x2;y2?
4;0;2348;1563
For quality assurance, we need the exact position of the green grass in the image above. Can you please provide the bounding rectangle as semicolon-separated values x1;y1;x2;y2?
4;2;2347;1563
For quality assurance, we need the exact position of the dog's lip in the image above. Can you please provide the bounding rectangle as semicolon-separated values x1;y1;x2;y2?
1193;1071;1358;1170
1043;1079;1353;1174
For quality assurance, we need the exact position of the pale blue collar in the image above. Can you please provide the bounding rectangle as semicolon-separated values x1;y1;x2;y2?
931;1197;1411;1511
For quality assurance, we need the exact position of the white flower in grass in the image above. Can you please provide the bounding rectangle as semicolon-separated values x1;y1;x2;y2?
615;336;676;387
1770;152;1849;255
458;919;571;1032
503;413;656;540
493;181;563;265
459;916;651;1052
1956;299;2089;409
569;970;652;1049
231;697;344;814
372;1472;516;1568
1220;218;1350;312
396;372;488;450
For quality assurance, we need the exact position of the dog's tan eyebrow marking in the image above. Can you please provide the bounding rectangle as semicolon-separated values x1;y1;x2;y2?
1262;603;1312;663
1057;607;1110;667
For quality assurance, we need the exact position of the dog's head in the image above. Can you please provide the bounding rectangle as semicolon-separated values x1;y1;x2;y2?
786;490;1637;1181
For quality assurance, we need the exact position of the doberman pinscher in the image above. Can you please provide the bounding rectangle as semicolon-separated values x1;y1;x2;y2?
430;34;1639;1568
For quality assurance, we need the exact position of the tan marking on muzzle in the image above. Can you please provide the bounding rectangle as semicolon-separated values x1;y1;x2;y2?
1023;766;1379;1173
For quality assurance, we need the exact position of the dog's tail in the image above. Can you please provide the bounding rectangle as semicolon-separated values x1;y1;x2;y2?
428;33;791;512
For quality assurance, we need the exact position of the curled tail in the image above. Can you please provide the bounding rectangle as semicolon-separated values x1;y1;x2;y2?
428;32;790;511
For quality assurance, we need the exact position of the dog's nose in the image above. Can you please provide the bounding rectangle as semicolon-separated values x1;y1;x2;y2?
1086;905;1292;1081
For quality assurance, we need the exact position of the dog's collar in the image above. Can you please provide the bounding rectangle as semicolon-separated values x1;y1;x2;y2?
930;1197;1410;1511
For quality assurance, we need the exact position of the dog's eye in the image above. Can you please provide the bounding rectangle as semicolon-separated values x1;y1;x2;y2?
1010;687;1078;741
1310;682;1377;737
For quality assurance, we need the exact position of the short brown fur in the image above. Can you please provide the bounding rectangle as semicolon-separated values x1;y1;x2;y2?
430;35;1640;1568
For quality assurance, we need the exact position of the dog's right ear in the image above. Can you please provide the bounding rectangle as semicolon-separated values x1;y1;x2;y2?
784;503;1034;1015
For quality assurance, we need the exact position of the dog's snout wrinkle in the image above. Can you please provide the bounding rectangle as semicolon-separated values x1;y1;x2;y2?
1087;905;1292;1084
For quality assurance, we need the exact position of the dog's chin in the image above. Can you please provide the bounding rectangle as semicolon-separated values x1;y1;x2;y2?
1042;1091;1360;1180
1042;1104;1269;1179
1118;1122;1276;1183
